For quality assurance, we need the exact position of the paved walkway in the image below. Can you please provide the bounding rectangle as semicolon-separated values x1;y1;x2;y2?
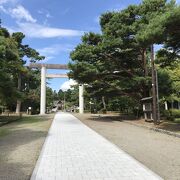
31;112;163;180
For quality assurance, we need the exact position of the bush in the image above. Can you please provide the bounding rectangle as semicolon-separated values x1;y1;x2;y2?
133;108;143;118
169;109;180;118
161;110;175;121
100;108;107;114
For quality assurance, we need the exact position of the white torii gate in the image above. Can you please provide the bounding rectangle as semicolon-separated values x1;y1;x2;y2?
29;63;84;115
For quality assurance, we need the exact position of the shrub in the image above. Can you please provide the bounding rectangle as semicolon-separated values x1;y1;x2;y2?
161;110;175;121
169;109;180;118
101;108;107;114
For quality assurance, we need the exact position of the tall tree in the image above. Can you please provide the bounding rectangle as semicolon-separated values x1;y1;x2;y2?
0;28;20;105
12;32;44;113
69;0;179;115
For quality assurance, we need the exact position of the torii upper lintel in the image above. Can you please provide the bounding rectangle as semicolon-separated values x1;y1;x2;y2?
29;63;68;70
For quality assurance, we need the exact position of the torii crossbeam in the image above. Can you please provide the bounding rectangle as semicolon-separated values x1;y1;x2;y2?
29;63;84;115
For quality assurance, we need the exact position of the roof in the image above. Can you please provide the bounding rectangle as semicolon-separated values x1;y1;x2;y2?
141;97;152;101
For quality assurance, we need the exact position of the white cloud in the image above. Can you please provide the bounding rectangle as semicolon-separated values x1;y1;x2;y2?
9;5;36;23
37;44;73;62
0;0;17;4
38;9;52;18
108;3;125;12
38;44;73;55
0;5;8;13
94;16;100;24
46;12;52;18
9;22;84;38
0;4;36;23
1;2;84;39
60;79;77;91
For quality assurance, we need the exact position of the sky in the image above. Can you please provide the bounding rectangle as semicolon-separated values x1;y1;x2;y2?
0;0;179;91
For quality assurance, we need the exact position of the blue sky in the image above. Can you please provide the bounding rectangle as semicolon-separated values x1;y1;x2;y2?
1;0;179;91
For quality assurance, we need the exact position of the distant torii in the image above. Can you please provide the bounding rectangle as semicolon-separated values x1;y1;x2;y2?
29;63;84;115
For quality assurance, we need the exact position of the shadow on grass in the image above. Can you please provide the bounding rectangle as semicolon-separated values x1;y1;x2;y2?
17;115;53;124
86;114;180;133
0;161;32;180
0;114;54;127
0;116;20;122
88;114;136;123
0;115;53;179
158;121;180;132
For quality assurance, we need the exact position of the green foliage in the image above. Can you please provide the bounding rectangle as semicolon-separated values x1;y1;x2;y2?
170;109;180;118
0;28;20;104
161;109;180;121
57;86;79;109
161;109;175;121
157;69;173;98
0;26;45;112
69;0;179;115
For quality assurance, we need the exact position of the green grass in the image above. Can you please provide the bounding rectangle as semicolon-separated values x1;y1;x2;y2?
0;128;9;137
0;115;51;125
175;118;180;123
18;115;52;124
0;116;20;123
0;115;53;138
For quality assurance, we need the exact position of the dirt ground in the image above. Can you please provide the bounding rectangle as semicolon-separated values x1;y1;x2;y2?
73;113;180;180
0;114;53;180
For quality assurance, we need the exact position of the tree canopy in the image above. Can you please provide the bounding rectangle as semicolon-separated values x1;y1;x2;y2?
69;0;180;112
0;26;44;113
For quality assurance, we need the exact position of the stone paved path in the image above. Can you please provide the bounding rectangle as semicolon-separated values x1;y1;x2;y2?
31;112;163;180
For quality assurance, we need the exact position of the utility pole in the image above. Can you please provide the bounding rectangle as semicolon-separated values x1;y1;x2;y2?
151;44;157;124
155;69;160;123
64;91;66;111
151;45;159;124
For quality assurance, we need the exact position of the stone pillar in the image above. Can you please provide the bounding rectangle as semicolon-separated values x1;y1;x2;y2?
165;101;168;110
40;66;46;115
79;84;84;114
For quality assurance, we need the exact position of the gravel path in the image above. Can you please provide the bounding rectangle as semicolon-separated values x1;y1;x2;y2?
0;115;53;180
74;113;180;180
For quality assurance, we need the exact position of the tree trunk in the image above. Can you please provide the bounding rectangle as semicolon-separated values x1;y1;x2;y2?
102;96;106;110
142;49;149;97
143;49;148;76
16;74;21;114
151;45;159;124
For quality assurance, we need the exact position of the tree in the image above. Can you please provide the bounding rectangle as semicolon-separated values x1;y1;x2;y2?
69;0;179;117
12;32;44;113
69;5;150;109
0;26;45;113
0;28;20;105
156;6;180;67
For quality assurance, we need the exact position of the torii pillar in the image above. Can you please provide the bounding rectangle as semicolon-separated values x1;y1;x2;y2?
40;66;46;115
79;84;84;114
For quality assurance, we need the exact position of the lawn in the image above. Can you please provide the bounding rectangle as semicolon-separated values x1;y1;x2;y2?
0;114;54;180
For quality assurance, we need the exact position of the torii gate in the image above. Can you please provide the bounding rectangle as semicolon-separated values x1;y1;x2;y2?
29;63;84;115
